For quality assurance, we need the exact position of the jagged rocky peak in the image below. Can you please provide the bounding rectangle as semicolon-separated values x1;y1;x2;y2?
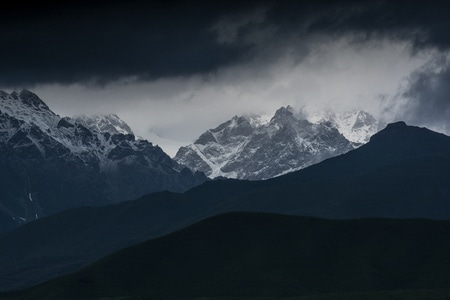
0;90;206;231
195;115;256;146
74;114;134;135
271;105;295;121
6;89;51;112
56;117;75;129
195;130;217;145
174;106;357;180
0;89;55;119
269;106;315;130
0;89;60;134
305;109;383;146
19;89;50;110
217;116;254;137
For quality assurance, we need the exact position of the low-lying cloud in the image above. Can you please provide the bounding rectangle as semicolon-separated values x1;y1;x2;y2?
2;0;450;154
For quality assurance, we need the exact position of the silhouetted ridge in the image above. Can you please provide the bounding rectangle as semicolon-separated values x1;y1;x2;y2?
367;121;450;158
0;90;206;232
1;121;450;292
388;120;407;127
11;213;450;299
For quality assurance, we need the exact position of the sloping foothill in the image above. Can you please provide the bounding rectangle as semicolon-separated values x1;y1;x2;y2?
1;122;450;293
3;212;450;299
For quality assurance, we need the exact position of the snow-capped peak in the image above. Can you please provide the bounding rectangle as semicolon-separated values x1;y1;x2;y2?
0;90;136;160
246;112;273;127
272;105;295;120
175;106;355;180
0;89;59;132
12;89;51;112
0;90;207;230
1;89;54;115
306;109;382;145
73;114;134;135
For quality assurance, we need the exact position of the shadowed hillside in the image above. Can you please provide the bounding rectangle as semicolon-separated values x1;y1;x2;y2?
2;122;450;291
6;212;450;299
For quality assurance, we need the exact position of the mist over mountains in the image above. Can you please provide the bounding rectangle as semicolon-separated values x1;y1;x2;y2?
1;117;450;294
2;89;450;299
0;90;205;232
175;106;382;180
0;89;384;233
3;2;450;299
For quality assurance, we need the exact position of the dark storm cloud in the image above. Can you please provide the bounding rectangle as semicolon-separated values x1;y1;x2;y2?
397;58;450;132
270;1;450;49
0;1;255;86
1;0;450;87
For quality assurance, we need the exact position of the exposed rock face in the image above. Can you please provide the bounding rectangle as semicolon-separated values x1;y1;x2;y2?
175;106;359;180
307;109;384;147
0;90;206;232
74;114;134;135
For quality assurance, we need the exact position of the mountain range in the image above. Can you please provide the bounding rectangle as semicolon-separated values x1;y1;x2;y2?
1;120;450;292
0;90;384;233
0;89;205;232
174;106;382;180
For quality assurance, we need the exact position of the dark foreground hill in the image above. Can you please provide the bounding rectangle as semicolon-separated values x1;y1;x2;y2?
2;121;450;291
5;212;450;299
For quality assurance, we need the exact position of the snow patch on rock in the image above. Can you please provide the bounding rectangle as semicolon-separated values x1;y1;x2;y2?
174;106;375;180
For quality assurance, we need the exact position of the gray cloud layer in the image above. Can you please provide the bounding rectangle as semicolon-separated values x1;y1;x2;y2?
3;0;450;153
2;0;450;87
1;1;250;86
397;55;450;132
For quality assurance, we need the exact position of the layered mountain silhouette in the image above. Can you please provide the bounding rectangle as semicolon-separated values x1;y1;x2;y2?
6;212;450;299
0;90;206;233
1;121;450;291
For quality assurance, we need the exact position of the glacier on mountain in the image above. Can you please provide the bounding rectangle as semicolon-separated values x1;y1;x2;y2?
174;106;382;180
0;90;205;231
74;114;134;136
307;109;384;147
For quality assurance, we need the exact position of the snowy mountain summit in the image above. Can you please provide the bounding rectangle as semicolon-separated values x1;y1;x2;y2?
0;90;205;231
74;114;134;135
307;109;384;147
175;106;380;180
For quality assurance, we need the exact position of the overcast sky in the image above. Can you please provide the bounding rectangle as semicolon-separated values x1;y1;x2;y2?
1;0;450;156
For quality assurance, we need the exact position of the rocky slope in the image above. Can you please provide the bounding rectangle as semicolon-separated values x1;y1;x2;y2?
73;114;134;135
0;90;205;232
307;109;385;147
175;106;380;180
1;121;449;291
